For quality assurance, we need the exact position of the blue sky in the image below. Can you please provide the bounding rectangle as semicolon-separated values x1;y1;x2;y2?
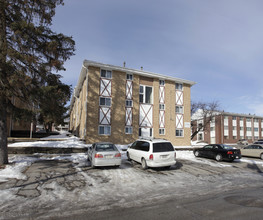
52;0;263;116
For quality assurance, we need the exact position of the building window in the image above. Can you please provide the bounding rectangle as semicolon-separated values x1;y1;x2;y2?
232;116;236;120
126;74;133;81
159;128;165;135
176;83;183;90
159;80;165;86
159;104;165;110
176;129;184;137
240;127;243;130
246;118;252;122
210;127;215;131
224;135;229;139
246;127;252;131
254;118;259;122
101;69;112;79
99;125;111;135
176;106;183;114
139;85;153;104
99;97;111;107
125;126;133;134
126;100;133;107
254;128;259;132
198;133;203;140
224;126;229;130
233;136;237;139
233;126;237;130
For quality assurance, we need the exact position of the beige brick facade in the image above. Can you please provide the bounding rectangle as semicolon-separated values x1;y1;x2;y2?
70;60;195;146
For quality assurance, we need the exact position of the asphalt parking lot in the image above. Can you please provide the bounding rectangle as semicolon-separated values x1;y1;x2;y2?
1;152;263;220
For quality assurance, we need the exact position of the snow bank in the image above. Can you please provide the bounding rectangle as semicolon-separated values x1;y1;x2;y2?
9;136;89;148
0;156;39;182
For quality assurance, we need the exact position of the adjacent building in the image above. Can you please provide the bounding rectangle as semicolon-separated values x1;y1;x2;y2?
192;110;263;144
69;60;196;146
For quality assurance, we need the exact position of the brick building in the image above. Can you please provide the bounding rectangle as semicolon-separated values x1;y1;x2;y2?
192;111;263;144
69;60;196;146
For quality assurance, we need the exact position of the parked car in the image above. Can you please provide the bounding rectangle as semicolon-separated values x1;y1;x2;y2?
87;142;122;168
127;138;176;169
253;141;263;145
237;139;248;146
193;144;241;162
240;144;263;160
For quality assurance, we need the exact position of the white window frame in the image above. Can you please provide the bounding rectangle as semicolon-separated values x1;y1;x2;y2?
159;104;165;110
101;69;112;79
176;129;184;137
139;85;153;104
176;105;183;114
126;100;133;107
125;126;133;134
159;128;165;135
176;83;183;91
126;74;133;81
99;97;112;107
98;125;111;135
159;80;165;86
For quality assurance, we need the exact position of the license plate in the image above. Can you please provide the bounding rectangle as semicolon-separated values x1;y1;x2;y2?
160;155;168;159
105;155;113;159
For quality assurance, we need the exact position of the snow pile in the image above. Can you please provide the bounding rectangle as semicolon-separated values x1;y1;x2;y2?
0;156;39;183
9;136;89;148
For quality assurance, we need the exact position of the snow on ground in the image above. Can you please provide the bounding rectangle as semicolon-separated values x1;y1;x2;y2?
40;130;71;139
176;150;233;167
9;134;89;149
0;155;40;183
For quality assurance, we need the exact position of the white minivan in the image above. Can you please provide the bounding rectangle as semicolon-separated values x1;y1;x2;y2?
127;139;176;169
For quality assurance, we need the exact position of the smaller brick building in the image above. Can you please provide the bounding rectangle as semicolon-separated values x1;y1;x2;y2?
69;60;196;146
192;111;263;144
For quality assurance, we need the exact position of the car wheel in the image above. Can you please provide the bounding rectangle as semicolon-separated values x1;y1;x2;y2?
260;153;263;160
127;152;131;161
141;158;148;170
215;154;222;162
194;150;200;157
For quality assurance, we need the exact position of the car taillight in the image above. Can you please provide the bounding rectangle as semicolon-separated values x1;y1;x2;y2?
227;151;233;155
95;154;103;158
115;153;121;158
149;154;153;160
174;152;176;159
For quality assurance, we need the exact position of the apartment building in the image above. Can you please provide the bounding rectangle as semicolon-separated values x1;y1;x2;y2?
192;111;263;144
69;60;196;146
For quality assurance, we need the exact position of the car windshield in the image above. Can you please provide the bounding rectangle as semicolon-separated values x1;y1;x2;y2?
221;144;234;150
153;142;174;153
95;144;117;152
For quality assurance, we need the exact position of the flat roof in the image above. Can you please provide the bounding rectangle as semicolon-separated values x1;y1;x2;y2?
70;60;196;111
83;60;196;86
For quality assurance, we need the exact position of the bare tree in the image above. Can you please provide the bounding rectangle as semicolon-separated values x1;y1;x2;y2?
191;101;221;140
